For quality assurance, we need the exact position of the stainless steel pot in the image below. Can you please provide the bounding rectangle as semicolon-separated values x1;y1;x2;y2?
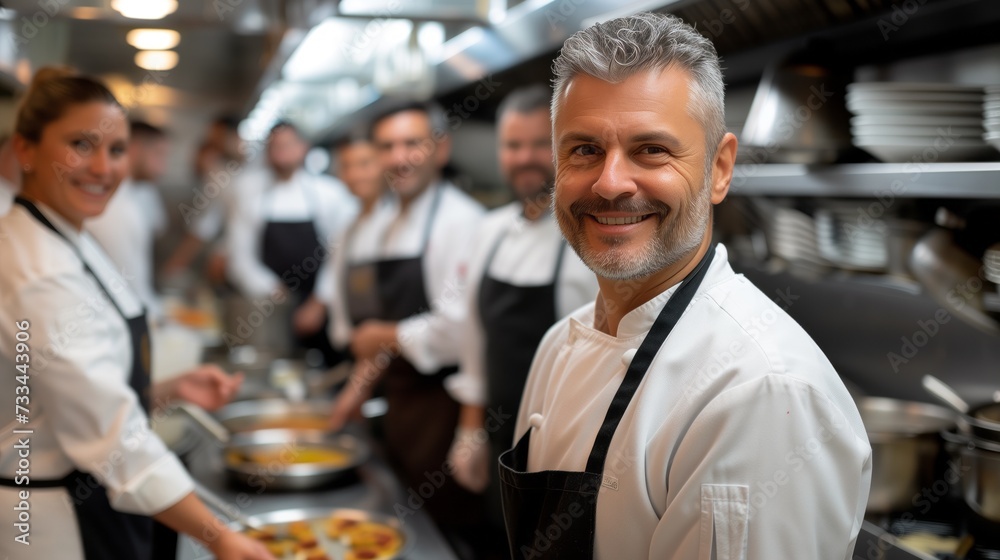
943;431;1000;523
857;397;957;513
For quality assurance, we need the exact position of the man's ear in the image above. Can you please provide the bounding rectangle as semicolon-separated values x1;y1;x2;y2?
434;134;452;169
710;132;738;204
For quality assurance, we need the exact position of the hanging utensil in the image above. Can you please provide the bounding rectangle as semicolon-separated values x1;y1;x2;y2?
922;374;971;415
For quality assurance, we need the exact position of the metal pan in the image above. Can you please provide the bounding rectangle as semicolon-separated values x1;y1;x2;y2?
215;398;333;434
224;429;370;491
231;507;413;560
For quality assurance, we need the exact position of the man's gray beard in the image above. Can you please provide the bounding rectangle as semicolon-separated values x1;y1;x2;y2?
556;180;712;281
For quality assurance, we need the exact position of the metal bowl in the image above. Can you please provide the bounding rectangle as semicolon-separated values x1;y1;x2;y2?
942;430;1000;524
215;398;332;434
857;397;957;513
231;507;412;560
224;429;369;491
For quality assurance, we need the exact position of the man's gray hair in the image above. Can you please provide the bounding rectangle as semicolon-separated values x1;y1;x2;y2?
496;84;551;122
551;12;726;156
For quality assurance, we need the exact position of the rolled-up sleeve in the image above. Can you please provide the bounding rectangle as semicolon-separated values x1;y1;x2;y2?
17;275;193;515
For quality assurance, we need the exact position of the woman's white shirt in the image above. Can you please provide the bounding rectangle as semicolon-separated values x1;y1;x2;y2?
515;244;872;560
445;202;598;406
0;203;193;558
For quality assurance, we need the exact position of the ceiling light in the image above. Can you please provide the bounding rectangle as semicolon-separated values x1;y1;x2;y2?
135;50;178;71
126;29;180;50
112;0;178;20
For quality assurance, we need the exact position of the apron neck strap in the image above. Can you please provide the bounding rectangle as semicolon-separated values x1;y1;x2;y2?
584;244;717;474
14;196;132;319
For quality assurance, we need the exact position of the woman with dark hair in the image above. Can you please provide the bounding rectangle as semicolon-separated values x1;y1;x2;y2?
0;67;274;560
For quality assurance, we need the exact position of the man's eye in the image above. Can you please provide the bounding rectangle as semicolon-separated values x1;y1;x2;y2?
639;145;668;155
572;145;600;157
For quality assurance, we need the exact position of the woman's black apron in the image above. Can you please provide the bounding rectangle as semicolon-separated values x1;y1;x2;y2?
0;197;160;559
345;185;480;528
498;245;716;559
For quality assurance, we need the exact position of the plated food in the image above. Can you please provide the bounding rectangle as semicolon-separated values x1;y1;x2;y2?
225;445;353;468
223;430;370;491
240;509;407;560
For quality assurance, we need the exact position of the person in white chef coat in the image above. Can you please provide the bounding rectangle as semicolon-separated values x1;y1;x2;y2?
225;121;358;364
327;102;487;550
323;135;391;356
0;134;21;215
441;85;598;550
85;120;170;319
502;13;872;560
0;67;273;560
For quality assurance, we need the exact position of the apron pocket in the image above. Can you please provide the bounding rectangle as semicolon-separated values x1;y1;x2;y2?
699;484;749;560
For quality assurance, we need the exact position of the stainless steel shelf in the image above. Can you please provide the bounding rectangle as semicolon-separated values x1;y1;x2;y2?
728;162;1000;199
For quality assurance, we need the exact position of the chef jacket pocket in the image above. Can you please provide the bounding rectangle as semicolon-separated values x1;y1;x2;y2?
699;484;749;560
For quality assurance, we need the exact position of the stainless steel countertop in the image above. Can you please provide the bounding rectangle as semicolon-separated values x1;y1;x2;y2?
173;423;459;560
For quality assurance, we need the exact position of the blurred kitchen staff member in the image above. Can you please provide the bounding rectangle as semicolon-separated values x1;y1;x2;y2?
162;116;244;283
328;102;485;543
0;133;21;215
85;121;170;319
322;135;391;354
444;85;597;520
226;121;357;364
503;13;872;559
0;67;272;560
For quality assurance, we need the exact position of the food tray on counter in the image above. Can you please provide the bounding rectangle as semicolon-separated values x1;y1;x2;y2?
236;507;412;560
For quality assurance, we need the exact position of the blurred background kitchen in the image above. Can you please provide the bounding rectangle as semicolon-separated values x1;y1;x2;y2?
2;1;1000;559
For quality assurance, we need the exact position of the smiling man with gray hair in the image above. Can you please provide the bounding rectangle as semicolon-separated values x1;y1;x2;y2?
499;12;871;559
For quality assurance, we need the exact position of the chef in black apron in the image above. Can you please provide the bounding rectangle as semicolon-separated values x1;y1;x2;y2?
330;104;487;556
0;69;272;560
498;247;715;558
226;121;357;365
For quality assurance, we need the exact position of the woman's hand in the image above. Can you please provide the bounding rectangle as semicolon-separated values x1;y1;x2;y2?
168;365;244;412
209;530;276;560
328;362;379;431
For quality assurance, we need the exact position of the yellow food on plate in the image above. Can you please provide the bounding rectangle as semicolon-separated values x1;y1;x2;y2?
226;446;352;468
263;538;297;556
324;516;360;539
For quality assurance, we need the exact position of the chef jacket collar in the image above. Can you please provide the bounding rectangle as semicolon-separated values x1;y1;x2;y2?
577;244;730;340
30;199;86;246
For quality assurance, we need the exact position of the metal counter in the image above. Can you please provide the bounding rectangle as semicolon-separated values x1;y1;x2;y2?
174;424;459;560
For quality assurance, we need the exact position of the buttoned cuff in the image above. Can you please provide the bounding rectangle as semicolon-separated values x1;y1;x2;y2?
444;370;486;406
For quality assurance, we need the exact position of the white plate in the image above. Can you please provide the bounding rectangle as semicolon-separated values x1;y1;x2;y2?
847;82;985;94
855;142;999;162
847;100;985;115
846;91;983;103
852;115;985;127
852;125;984;137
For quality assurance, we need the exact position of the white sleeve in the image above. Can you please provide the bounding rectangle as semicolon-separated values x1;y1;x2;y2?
557;250;599;318
443;224;493;406
396;212;479;374
188;196;224;241
654;375;872;560
225;194;281;298
10;276;194;515
327;236;354;351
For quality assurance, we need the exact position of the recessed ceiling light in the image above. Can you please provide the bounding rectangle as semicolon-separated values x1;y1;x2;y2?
112;0;178;20
135;50;178;71
126;29;181;50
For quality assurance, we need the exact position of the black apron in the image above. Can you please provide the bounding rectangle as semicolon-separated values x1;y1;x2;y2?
1;197;158;560
350;185;480;528
479;225;568;451
260;180;340;364
498;245;717;559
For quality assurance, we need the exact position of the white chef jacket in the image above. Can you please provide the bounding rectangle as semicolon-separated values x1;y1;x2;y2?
324;196;395;349
444;202;599;406
85;179;168;318
379;181;485;373
0;176;18;216
515;244;872;560
226;168;358;299
0;203;194;560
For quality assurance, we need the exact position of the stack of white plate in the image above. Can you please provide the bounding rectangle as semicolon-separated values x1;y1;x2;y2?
770;207;828;268
985;243;1000;285
847;82;995;162
814;206;888;271
985;86;1000;153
